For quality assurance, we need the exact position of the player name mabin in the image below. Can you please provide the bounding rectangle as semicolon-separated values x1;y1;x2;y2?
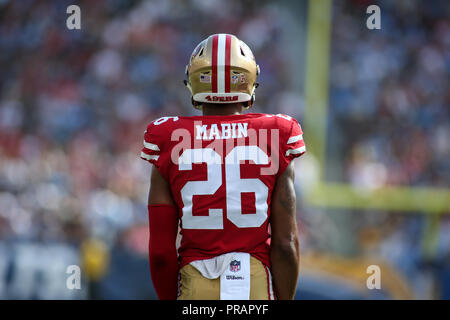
195;123;248;140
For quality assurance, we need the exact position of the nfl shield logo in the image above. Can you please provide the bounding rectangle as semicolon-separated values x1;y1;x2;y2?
200;73;211;83
229;260;240;272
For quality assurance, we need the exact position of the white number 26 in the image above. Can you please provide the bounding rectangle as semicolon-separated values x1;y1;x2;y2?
179;146;269;229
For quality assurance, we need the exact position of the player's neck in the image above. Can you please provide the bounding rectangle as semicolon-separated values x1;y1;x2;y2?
202;103;243;116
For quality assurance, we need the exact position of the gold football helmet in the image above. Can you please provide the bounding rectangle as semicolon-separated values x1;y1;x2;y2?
184;34;260;109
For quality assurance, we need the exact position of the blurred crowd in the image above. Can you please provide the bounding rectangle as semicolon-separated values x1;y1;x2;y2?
322;0;449;299
0;0;448;299
330;0;449;189
330;0;450;298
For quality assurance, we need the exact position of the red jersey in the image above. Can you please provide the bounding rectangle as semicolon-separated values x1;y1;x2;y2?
140;113;305;268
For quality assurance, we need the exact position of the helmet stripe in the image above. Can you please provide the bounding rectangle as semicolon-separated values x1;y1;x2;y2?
216;34;226;93
211;35;218;93
225;34;231;93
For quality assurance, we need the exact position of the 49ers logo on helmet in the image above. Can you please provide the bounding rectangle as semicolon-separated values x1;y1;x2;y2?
205;95;238;102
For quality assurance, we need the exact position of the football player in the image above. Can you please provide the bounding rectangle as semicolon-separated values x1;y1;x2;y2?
141;34;305;300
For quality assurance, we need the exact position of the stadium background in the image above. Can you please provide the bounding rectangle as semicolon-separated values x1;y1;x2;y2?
0;0;449;299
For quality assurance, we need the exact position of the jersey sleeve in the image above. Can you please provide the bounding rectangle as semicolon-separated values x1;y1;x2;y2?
140;116;180;180
284;118;306;160
140;121;164;169
277;115;306;175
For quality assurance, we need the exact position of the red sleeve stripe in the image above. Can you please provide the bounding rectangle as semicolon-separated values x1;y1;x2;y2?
140;152;159;161
211;34;218;93
143;140;160;151
285;145;306;156
287;134;303;144
224;34;231;93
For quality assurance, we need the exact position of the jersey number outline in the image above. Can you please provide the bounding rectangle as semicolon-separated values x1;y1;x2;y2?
179;146;269;229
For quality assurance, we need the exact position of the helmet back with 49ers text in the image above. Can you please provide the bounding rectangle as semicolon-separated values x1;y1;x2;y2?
185;34;260;109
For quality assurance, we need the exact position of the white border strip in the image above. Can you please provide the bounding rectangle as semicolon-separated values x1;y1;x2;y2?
140;152;159;161
265;266;275;300
287;134;303;144
217;34;226;93
143;141;160;151
285;146;306;156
